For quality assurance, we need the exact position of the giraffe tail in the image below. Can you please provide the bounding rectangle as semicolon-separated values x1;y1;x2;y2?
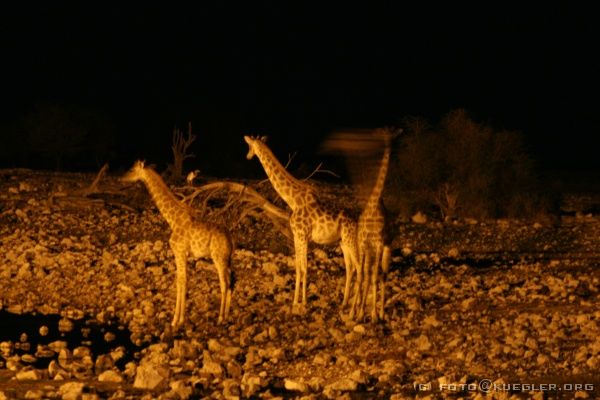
382;245;391;274
229;269;236;292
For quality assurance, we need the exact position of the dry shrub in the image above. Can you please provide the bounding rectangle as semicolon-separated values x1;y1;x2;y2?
388;109;549;220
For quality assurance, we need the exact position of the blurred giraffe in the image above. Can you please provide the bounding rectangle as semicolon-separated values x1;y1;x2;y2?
351;128;398;322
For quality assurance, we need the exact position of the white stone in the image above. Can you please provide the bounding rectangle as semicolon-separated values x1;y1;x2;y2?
16;369;42;380
412;212;427;224
284;379;309;392
58;382;85;400
133;362;169;390
98;370;123;383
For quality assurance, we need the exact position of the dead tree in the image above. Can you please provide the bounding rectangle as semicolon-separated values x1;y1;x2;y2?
81;163;109;196
177;181;293;241
170;122;196;182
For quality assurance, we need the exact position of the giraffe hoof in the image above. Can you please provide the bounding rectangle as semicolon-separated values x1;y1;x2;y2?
291;304;306;315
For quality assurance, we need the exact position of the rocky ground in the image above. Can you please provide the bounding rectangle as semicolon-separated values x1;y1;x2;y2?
0;168;599;399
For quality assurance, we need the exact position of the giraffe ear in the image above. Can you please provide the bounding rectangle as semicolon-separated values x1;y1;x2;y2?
260;136;268;143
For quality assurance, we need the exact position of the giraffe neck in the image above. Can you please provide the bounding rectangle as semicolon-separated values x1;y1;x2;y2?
253;142;309;210
140;168;190;228
365;140;391;213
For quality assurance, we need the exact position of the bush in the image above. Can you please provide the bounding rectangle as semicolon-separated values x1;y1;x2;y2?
389;109;546;220
13;104;115;170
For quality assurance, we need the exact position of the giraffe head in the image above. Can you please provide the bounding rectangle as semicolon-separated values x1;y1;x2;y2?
373;127;402;145
244;135;268;160
122;160;147;182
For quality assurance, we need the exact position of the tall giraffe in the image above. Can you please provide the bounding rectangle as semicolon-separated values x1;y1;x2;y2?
351;128;397;322
122;160;234;326
244;136;358;311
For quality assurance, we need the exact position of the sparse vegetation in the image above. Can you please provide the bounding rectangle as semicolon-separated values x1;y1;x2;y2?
389;109;548;220
11;104;115;170
167;122;196;183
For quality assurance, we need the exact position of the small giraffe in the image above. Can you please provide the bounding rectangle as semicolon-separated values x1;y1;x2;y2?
122;160;234;326
351;128;397;322
244;136;358;311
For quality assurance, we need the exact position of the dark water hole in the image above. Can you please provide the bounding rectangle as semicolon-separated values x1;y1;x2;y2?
0;310;143;370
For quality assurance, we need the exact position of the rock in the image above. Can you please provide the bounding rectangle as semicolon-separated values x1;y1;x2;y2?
81;394;101;400
353;324;366;335
268;325;279;340
348;369;371;385
133;362;169;390
461;298;476;311
284;379;309;392
421;315;441;329
103;332;116;342
328;328;345;343
21;354;37;364
0;341;13;357
58;382;85;400
24;390;44;399
201;351;224;377
171;339;199;360
325;377;358;392
49;359;71;378
16;369;42;380
415;334;432;352
95;354;114;373
110;347;126;363
313;352;332;365
98;370;123;383
123;362;137;380
262;262;279;275
243;347;262;368
222;379;241;398
412;212;427;224
35;344;55;358
48;341;68;353
241;374;265;398
58;318;74;333
586;356;599;369
226;360;243;379
447;247;460;258
170;380;192;400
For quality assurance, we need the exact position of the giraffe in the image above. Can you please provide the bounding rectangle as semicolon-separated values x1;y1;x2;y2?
350;128;397;322
244;136;358;312
122;160;234;326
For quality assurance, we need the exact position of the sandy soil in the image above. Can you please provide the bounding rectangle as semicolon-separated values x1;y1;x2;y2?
0;169;599;399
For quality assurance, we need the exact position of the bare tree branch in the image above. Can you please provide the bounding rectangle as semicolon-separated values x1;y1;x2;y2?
302;162;340;180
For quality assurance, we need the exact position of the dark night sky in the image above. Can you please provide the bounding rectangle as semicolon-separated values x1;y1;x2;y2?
1;3;599;174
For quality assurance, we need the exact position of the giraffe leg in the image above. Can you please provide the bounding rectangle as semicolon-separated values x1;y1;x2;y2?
224;268;233;322
340;225;357;308
216;267;227;324
341;245;353;307
371;245;382;322
379;245;391;320
350;248;365;321
358;250;372;321
292;232;308;312
212;241;233;324
171;248;187;327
